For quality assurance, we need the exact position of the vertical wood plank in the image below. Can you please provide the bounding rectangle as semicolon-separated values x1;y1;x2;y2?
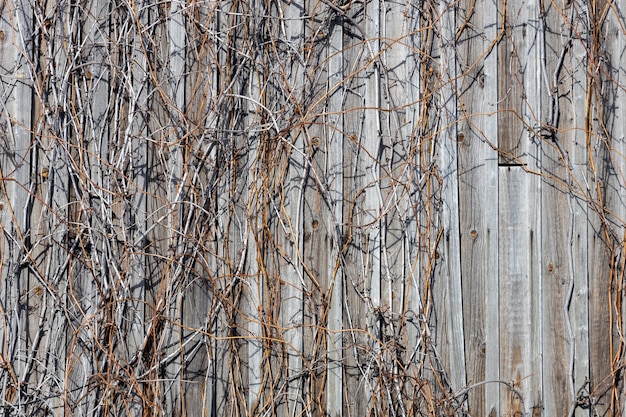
593;0;626;413
499;165;542;416
498;0;544;413
379;0;417;413
398;5;427;413
540;145;573;417
456;0;500;411
127;0;149;356
208;2;236;415
275;1;305;414
20;1;72;414
538;1;574;415
568;2;591;415
609;4;626;416
340;29;371;417
53;0;107;413
182;1;217;414
538;0;592;414
0;0;33;411
299;1;342;403
498;0;531;165
161;2;186;415
363;0;382;411
125;3;151;414
435;0;467;394
412;5;446;412
246;55;264;416
587;168;611;417
205;4;258;413
340;0;380;414
326;8;344;417
586;0;623;413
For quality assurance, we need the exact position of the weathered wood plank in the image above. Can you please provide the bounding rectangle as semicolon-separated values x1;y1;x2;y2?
298;5;344;402
499;165;542;416
272;0;306;414
246;63;264;416
498;0;531;165
396;5;426;412
120;3;155;414
568;2;591;416
278;152;307;415
339;1;380;415
126;0;149;360
435;0;467;395
585;0;625;414
51;0;110;413
14;2;73;415
379;0;420;413
0;1;34;412
181;1;222;414
498;0;545;413
540;160;574;417
538;0;579;414
326;7;344;417
157;2;187;415
456;0;500;412
380;0;407;319
586;135;614;417
206;2;238;415
604;3;626;416
608;5;626;416
412;6;447;411
590;0;626;414
361;0;383;411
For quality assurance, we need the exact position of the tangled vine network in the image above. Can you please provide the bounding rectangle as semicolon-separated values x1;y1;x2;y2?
0;0;625;416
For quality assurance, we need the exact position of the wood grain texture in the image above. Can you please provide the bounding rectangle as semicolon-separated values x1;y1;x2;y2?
605;4;626;416
62;0;110;413
540;157;573;417
592;1;626;414
340;1;378;413
378;2;417;415
436;0;467;394
568;3;591;416
326;9;344;417
181;2;217;414
339;27;360;417
498;0;531;165
499;166;542;416
279;0;306;413
585;0;625;414
539;0;581;414
498;0;545;414
456;0;500;412
363;0;382;354
0;1;35;411
11;12;33;417
245;69;264;415
206;3;234;416
161;3;187;415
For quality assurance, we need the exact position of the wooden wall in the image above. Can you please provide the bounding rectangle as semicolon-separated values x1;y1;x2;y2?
0;0;625;416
